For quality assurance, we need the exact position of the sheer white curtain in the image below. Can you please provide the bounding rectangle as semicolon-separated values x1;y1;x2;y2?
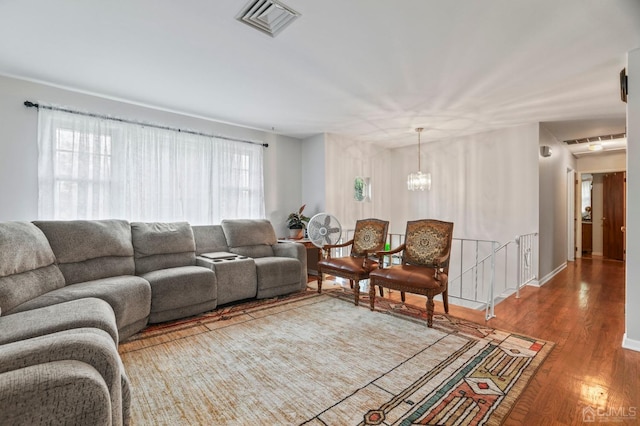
38;108;265;223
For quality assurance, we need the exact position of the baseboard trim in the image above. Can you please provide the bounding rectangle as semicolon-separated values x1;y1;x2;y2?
622;333;640;352
529;262;567;287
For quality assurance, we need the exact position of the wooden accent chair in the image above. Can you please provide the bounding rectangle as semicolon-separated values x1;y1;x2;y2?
317;218;389;304
368;219;454;327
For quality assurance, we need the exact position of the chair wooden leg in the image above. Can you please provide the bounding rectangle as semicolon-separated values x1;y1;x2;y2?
401;291;406;303
368;283;376;311
426;296;435;327
349;279;354;289
317;272;323;294
442;289;449;313
354;280;360;306
379;286;384;297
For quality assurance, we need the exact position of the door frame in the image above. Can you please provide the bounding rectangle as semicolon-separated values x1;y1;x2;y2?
567;168;576;262
576;167;626;258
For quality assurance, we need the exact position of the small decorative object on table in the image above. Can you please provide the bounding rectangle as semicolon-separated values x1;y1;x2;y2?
287;204;309;239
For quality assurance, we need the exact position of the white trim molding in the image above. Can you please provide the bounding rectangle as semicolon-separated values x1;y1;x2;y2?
531;262;567;287
622;333;640;352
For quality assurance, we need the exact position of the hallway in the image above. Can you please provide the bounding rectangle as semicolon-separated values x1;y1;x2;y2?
326;257;639;424
445;257;637;424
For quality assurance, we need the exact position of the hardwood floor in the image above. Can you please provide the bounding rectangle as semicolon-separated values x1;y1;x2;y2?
315;257;640;425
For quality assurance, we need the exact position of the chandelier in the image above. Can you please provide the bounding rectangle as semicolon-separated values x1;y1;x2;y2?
407;128;432;191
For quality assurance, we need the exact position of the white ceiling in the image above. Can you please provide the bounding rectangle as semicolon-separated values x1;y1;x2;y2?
0;0;639;149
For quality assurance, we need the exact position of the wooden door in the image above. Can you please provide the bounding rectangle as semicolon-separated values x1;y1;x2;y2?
603;172;625;261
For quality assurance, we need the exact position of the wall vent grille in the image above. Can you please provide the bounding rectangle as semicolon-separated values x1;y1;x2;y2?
236;0;300;37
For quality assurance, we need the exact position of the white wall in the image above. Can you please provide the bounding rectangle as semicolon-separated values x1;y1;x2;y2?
316;124;540;301
538;124;577;280
300;133;326;218
264;133;304;237
0;75;303;236
0;77;39;219
386;124;539;243
625;47;640;351
577;152;626;172
324;133;393;231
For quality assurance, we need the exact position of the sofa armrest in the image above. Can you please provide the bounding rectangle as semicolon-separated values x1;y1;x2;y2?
273;242;306;263
0;297;118;346
0;328;126;426
0;360;112;426
273;242;307;289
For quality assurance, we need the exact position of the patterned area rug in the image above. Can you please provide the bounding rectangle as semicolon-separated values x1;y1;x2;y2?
120;287;553;425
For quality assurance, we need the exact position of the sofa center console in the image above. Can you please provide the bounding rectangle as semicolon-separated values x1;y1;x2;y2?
197;254;257;305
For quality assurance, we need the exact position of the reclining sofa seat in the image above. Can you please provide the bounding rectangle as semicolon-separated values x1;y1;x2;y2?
221;219;307;298
0;326;128;426
131;221;217;323
0;221;66;318
28;220;152;340
0;222;132;424
192;224;258;305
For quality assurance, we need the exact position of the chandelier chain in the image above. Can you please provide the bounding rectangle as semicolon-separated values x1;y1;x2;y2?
416;127;423;171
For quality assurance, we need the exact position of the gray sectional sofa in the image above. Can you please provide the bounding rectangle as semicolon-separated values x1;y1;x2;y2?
0;218;306;425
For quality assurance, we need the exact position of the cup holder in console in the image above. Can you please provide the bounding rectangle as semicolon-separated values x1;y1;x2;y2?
212;256;250;262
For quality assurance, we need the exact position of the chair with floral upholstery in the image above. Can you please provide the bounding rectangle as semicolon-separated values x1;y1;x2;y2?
368;219;454;326
317;218;389;304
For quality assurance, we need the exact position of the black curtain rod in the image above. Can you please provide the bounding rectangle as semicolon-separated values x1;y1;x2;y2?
24;101;269;148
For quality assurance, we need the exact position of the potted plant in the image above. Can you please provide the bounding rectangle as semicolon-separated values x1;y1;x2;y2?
287;204;309;239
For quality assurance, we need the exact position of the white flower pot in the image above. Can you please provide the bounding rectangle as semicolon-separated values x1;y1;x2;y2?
288;228;303;239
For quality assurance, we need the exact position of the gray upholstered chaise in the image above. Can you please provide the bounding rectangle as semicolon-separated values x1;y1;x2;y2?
0;327;128;426
0;297;129;425
0;221;133;425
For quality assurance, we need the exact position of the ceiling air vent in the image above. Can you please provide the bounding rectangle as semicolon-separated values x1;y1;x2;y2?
564;132;626;145
236;0;300;37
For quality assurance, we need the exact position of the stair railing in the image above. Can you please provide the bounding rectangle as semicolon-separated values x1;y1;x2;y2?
333;230;538;320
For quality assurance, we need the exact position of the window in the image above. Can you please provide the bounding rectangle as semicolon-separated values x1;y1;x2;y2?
54;128;112;219
38;108;265;224
581;176;592;221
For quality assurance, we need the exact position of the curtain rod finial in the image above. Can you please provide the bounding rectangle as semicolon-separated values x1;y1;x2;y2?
24;101;39;108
